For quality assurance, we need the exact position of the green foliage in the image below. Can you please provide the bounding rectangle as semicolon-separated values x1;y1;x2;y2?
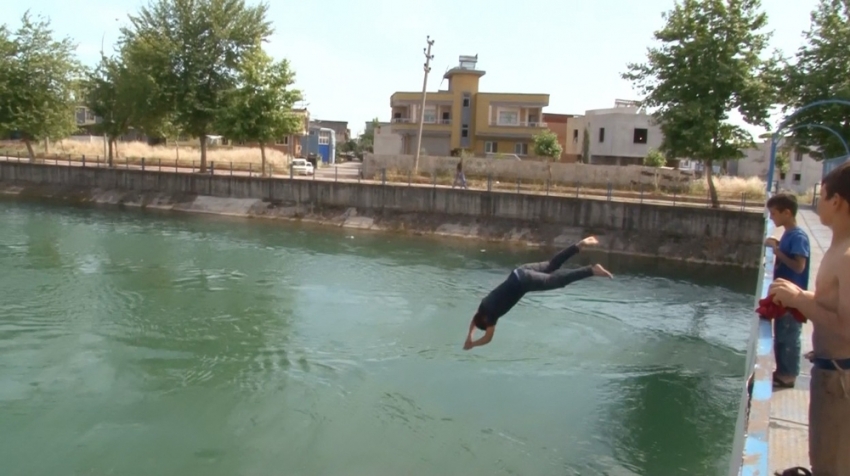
775;147;790;175
532;130;563;159
0;12;83;158
217;49;302;175
622;0;780;207
120;0;274;171
581;128;590;164
779;0;850;161
643;148;667;167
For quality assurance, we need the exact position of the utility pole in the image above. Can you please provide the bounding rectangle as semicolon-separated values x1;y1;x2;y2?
413;36;435;173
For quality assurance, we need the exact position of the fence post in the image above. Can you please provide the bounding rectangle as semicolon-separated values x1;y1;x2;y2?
673;190;677;206
575;181;579;198
82;155;86;168
192;160;195;173
433;171;437;189
546;179;550;196
96;156;100;167
141;157;145;171
407;169;411;186
335;166;338;182
159;159;162;172
68;154;71;166
741;192;745;211
516;178;520;193
381;168;386;185
210;161;214;175
640;187;644;203
487;173;492;192
230;161;233;176
126;157;129;169
607;181;612;201
289;163;293;179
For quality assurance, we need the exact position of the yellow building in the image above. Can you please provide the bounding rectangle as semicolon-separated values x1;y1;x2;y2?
389;55;549;157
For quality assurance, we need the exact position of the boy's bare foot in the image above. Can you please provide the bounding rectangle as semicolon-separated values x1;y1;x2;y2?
592;264;613;278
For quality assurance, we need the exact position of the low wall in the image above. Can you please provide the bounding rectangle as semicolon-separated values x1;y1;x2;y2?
0;162;765;266
363;153;695;189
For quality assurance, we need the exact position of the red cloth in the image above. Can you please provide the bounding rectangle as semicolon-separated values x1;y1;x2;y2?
756;295;807;323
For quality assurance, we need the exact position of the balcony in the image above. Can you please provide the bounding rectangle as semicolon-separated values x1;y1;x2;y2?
487;120;547;128
391;104;452;135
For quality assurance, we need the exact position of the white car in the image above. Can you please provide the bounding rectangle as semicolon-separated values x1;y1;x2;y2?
291;158;314;176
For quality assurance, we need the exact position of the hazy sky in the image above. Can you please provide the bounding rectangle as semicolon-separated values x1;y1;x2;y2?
7;0;819;137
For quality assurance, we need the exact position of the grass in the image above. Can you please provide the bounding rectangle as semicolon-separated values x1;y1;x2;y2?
381;169;775;203
0;139;291;174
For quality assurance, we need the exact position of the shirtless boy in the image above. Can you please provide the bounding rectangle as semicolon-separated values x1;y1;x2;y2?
769;161;850;475
463;236;613;350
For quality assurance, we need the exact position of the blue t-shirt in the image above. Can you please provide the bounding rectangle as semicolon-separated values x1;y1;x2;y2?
773;226;811;290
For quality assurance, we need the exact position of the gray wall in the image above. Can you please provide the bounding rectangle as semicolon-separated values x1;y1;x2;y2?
0;162;765;247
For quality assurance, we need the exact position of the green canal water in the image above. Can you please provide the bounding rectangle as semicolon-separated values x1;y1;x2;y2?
0;201;757;476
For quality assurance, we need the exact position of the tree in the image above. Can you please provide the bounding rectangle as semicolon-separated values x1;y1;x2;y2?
622;0;780;208
581;127;591;164
0;12;83;159
644;148;668;190
120;0;274;173
644;148;667;167
218;50;303;176
779;0;850;161
533;130;563;159
533;129;563;182
85;53;137;166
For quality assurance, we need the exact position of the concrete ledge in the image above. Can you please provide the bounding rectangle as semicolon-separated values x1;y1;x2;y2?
0;161;766;267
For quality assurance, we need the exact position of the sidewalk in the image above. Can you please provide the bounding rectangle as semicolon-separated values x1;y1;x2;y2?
767;207;830;473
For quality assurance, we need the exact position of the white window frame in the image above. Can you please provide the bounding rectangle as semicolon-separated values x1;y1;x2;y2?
318;131;330;145
485;141;497;153
422;106;437;124
514;142;528;155
497;107;520;126
275;136;289;146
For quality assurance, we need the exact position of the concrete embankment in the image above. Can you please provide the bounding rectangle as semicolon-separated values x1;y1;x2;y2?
0;162;766;267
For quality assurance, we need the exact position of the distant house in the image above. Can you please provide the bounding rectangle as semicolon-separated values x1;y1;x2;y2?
302;126;337;164
309;120;350;144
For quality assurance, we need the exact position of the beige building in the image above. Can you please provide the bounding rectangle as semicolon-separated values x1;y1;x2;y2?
734;140;822;195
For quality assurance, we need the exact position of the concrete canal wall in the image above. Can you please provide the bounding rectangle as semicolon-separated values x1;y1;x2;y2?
0;161;766;267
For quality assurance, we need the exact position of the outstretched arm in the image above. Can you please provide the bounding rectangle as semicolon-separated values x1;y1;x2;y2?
464;321;495;350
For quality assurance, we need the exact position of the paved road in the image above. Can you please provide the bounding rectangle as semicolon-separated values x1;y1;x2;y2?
314;161;361;180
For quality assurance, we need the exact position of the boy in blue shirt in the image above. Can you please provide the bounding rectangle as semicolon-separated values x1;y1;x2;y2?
764;193;811;388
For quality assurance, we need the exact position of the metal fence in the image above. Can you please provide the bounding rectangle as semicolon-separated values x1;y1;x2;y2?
727;196;776;476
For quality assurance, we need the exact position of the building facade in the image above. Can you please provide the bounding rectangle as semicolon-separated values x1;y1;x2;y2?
733;140;823;195
568;100;664;166
309;120;350;145
541;113;579;162
302;126;337;164
389;55;550;158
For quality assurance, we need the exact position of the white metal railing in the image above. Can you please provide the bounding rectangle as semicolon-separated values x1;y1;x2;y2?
488;120;547;128
391;118;452;125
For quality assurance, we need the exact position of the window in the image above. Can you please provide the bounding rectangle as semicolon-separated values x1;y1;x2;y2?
497;108;520;125
793;173;801;183
485;141;497;153
318;131;330;145
599;127;605;143
423;107;436;124
572;129;578;142
780;172;787;180
462;98;470;107
633;128;648;144
514;142;528;155
275;136;289;146
461;126;469;138
442;111;450;123
794;151;803;162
